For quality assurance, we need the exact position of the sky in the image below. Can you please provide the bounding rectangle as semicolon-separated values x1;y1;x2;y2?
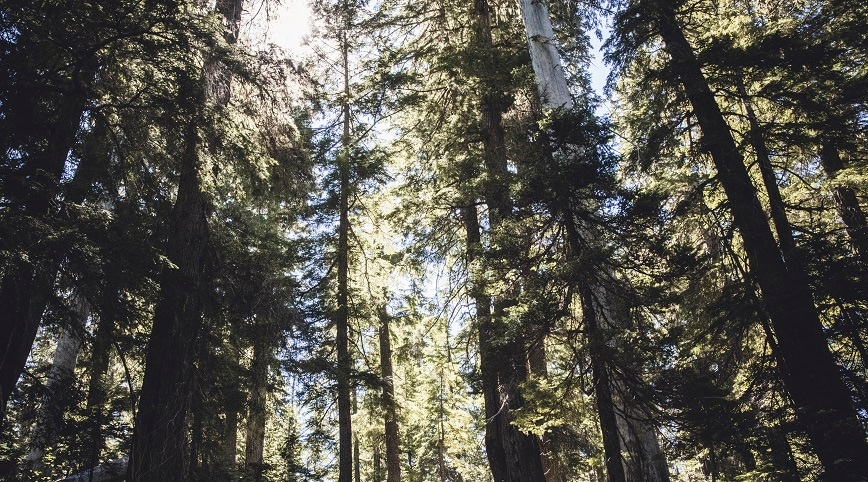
245;0;312;54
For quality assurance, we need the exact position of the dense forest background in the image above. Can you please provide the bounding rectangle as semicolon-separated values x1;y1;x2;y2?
0;0;866;481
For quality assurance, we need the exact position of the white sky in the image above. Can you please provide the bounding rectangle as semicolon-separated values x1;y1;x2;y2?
244;0;313;54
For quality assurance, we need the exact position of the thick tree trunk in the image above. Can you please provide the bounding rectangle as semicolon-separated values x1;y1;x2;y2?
127;116;209;482
517;0;571;109
128;3;242;479
656;6;868;480
615;402;669;482
379;307;402;482
24;292;90;475
469;0;547;479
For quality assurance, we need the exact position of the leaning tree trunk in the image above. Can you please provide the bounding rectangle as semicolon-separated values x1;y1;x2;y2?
0;72;91;429
24;292;90;476
655;5;868;480
517;2;669;481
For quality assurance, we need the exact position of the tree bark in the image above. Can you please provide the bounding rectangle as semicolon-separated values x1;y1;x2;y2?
24;292;90;475
335;16;355;481
737;81;795;257
820;144;868;265
127;113;209;482
0;75;90;430
655;6;868;480
379;306;402;482
470;1;548;478
245;337;268;481
84;291;115;473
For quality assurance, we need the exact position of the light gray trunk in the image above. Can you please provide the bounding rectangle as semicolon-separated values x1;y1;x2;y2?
615;401;670;482
25;292;90;472
517;0;572;109
517;2;670;481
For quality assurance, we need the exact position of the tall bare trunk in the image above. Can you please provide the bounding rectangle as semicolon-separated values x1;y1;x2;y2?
655;6;868;479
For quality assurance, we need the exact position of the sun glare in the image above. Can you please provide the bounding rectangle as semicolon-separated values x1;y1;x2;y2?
246;0;312;55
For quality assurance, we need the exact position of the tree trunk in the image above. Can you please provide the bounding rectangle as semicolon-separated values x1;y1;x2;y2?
517;2;669;480
245;337;268;481
528;344;565;482
25;292;90;475
655;6;868;480
336;14;355;482
224;409;238;470
127;114;209;482
379;306;402;482
0;77;90;429
820;143;868;264
470;0;547;479
737;81;795;257
84;290;115;472
615;402;669;482
517;0;572;109
585;307;628;482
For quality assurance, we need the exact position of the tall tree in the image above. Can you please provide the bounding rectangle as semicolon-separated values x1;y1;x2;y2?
128;1;243;479
610;1;868;478
517;1;669;480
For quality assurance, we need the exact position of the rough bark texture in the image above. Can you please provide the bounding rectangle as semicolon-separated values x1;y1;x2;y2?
127;116;209;481
517;0;571;109
656;6;868;480
615;401;670;482
378;307;402;482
